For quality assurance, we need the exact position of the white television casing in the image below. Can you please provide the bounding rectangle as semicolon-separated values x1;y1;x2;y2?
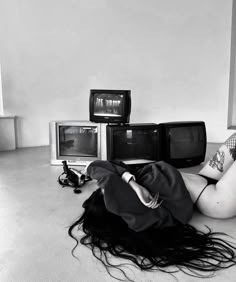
49;120;107;166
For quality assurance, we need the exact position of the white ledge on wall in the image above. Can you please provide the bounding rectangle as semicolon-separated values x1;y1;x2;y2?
0;115;16;151
228;0;236;130
0;63;3;116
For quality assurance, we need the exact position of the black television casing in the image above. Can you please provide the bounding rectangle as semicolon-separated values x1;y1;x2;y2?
159;121;207;168
89;89;131;124
106;123;161;167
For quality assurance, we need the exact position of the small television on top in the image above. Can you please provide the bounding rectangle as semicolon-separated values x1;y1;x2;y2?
89;89;131;123
159;121;207;168
49;120;102;166
106;123;161;167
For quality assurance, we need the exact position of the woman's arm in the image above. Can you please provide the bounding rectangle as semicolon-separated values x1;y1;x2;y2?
198;132;236;180
122;170;163;209
86;160;162;209
128;179;163;209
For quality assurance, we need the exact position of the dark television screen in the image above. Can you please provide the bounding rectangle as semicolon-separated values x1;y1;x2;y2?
112;129;157;160
169;126;205;159
58;126;98;157
93;93;125;117
160;121;207;167
107;125;159;163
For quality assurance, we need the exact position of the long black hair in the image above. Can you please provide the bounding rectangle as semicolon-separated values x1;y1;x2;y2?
68;188;236;281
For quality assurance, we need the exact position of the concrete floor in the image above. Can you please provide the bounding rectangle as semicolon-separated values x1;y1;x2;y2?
0;145;236;282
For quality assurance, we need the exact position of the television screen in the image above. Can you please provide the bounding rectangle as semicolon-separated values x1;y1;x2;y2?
160;121;206;168
58;126;98;157
106;123;161;165
169;126;205;159
50;121;102;166
90;89;131;123
93;93;125;118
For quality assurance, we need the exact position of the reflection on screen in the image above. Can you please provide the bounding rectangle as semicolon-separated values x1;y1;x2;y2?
170;126;204;158
59;126;97;157
112;129;158;160
94;93;124;117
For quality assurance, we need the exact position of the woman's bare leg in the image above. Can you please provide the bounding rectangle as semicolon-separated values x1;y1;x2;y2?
198;133;236;180
196;160;236;218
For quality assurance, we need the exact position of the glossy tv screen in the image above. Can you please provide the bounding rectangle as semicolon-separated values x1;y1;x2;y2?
106;123;161;165
59;125;98;157
90;89;131;123
160;121;206;167
49;121;101;166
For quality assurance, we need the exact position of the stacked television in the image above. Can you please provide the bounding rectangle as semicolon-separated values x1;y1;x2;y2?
50;89;207;168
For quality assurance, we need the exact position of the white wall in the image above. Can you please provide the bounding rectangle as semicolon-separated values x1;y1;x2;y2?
0;0;233;147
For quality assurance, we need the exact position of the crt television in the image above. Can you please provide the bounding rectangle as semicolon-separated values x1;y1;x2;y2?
89;89;131;123
159;121;207;168
106;123;161;166
49;120;102;166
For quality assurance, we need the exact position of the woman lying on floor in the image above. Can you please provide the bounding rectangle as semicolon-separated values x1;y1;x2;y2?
68;133;236;280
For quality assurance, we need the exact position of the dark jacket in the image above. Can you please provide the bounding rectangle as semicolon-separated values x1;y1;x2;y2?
87;160;193;232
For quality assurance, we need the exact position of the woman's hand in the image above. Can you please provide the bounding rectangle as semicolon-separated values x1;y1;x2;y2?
129;180;163;209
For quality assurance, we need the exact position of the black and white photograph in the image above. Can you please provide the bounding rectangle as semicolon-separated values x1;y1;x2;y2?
1;1;236;281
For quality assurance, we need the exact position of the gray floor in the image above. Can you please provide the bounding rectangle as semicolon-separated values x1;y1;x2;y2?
0;145;236;282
